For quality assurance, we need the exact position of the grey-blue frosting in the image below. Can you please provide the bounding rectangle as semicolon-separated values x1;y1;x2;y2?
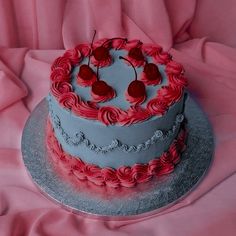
48;49;185;168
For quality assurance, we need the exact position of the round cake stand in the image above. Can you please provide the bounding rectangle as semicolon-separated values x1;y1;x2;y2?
21;95;214;220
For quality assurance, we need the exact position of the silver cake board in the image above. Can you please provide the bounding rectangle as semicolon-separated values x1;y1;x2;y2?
21;95;214;220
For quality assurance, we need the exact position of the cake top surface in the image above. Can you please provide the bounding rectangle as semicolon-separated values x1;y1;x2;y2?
50;37;187;126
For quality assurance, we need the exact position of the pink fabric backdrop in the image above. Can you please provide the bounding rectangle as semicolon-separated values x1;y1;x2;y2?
0;0;236;235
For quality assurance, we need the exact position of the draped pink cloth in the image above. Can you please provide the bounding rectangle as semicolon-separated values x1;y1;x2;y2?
0;0;236;235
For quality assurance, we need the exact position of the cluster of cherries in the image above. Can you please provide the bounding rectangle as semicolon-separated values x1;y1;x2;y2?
77;31;162;104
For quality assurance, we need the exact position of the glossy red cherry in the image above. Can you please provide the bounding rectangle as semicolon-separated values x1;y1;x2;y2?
127;80;146;98
93;46;110;61
144;63;161;81
78;65;95;80
128;47;144;61
92;80;111;96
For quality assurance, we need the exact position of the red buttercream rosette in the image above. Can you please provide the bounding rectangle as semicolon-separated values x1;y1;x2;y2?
124;39;142;50
72;100;98;120
142;43;171;64
119;105;151;126
147;98;168;116
101;168;120;188
166;61;184;75
112;38;127;50
59;92;80;109
50;81;72;100
75;43;91;57
131;164;152;183
63;48;83;65
158;152;175;176
117;166;136;188
157;85;183;106
98;106;124;126
72;158;87;180
84;164;104;186
148;159;162;176
50;67;70;82
51;56;72;72
169;141;181;164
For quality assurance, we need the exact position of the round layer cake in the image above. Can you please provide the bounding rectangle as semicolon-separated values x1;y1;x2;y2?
47;37;188;188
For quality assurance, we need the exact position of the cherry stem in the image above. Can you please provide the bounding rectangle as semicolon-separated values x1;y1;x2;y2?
96;63;100;81
88;30;96;66
119;56;137;81
102;37;127;47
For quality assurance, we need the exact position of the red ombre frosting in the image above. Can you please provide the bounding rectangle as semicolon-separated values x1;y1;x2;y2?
59;92;80;109
49;38;188;126
46;120;187;188
51;82;72;100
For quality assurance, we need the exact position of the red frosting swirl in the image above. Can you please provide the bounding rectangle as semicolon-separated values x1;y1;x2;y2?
112;38;127;50
50;68;70;82
148;159;162;176
72;101;98;120
168;74;188;87
169;141;180;164
157;85;183;106
59;92;80;109
158;152;174;176
154;51;171;64
142;43;162;57
117;166;136;188
91;85;116;103
119;106;151;126
101;168;120;188
132;164;152;183
166;61;184;75
72;159;86;180
51;81;72;100
64;48;83;65
147;98;168;115
75;43;91;57
98;106;124;126
125;39;142;50
51;56;71;72
84;164;104;186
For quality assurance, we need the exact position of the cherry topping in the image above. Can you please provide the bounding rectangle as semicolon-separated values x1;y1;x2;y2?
92;80;111;96
144;63;161;81
93;46;110;61
128;80;146;98
128;47;144;61
78;65;95;80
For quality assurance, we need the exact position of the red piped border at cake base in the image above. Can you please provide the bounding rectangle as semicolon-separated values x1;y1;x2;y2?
46;119;187;188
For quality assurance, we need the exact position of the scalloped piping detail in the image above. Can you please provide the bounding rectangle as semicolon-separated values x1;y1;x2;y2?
48;97;184;154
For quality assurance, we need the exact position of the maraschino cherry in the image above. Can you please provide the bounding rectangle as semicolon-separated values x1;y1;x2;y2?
141;62;162;85
77;30;97;87
119;56;146;104
91;64;116;102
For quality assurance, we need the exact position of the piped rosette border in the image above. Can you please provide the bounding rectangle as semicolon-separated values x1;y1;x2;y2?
46;119;187;188
50;38;188;126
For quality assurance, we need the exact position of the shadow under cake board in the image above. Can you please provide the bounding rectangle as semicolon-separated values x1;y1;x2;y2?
21;94;214;220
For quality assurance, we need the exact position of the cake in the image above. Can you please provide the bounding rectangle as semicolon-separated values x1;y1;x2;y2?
46;34;188;188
